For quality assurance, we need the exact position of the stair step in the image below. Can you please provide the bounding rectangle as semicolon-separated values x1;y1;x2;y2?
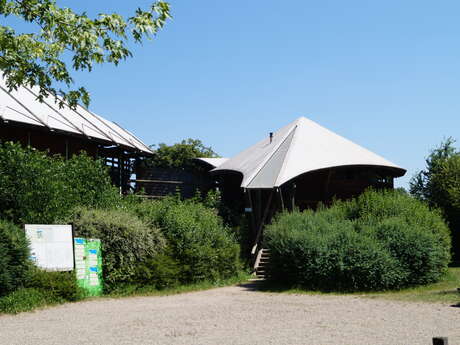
254;248;271;280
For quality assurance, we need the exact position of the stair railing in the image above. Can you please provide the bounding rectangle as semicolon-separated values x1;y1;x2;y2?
253;247;264;271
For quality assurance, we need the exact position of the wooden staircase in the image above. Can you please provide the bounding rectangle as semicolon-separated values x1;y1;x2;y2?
253;248;271;280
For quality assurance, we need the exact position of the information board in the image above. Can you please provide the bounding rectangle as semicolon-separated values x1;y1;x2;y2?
25;224;74;271
74;238;103;296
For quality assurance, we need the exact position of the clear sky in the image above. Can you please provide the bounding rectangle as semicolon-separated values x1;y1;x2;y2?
11;1;460;188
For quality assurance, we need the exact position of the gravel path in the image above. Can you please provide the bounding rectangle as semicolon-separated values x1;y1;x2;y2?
0;283;459;345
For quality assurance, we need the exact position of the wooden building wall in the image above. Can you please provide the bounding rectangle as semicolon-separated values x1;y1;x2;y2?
0;125;99;158
289;166;394;211
0;123;140;194
135;163;216;199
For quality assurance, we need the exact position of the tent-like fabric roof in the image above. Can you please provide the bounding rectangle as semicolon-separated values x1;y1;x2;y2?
0;76;152;154
195;157;229;168
212;117;406;189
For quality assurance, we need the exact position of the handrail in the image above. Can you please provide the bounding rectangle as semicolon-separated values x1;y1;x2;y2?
253;247;264;270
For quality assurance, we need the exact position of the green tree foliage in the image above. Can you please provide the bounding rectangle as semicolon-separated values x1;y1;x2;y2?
0;220;30;296
410;138;458;203
265;190;451;291
148;138;219;170
432;155;460;210
0;0;170;107
68;207;166;291
410;138;460;259
0;142;118;224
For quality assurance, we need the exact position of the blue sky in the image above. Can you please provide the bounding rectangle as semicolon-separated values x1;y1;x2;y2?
10;1;460;188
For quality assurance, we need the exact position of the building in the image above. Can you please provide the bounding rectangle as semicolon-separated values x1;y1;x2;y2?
208;117;406;255
0;76;152;193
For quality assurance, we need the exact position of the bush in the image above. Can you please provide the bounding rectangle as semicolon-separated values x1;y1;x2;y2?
0;288;50;314
130;198;241;284
25;267;83;302
68;207;166;290
0;142;119;224
0;267;83;314
265;189;451;291
0;220;30;296
133;248;180;289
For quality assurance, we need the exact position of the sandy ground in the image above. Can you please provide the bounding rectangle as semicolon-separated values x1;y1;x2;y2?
0;283;459;345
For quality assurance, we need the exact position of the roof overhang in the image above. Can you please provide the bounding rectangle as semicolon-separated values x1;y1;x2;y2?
0;75;153;154
212;117;406;189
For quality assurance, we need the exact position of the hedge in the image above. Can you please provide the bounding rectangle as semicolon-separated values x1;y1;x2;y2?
0;220;30;296
265;189;451;291
68;207;166;290
129;197;241;284
0;142;118;224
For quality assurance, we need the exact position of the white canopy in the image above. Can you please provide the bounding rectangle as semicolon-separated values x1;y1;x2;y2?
212;117;405;189
195;157;229;168
0;76;152;154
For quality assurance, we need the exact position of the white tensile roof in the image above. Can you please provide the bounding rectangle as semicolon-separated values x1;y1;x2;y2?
212;117;406;189
0;76;152;154
195;157;229;168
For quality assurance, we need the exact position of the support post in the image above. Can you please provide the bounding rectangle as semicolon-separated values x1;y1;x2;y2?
251;190;274;255
65;139;69;160
118;151;123;195
279;187;285;211
256;189;262;228
246;189;257;241
291;183;296;210
323;169;332;202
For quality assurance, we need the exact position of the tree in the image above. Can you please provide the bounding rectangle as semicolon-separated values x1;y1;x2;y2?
410;138;460;260
0;0;170;108
410;138;458;205
431;154;460;207
149;138;219;170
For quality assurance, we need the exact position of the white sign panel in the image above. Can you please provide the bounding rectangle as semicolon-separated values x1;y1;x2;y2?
25;224;74;271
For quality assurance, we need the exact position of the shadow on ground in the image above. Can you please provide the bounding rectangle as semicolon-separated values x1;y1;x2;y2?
237;280;309;293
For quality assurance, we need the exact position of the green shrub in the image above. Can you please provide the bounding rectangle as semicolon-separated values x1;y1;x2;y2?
0;220;30;296
68;207;166;290
0;288;51;314
0;142;119;224
265;189;451;291
25;267;83;302
57;152;120;211
131;198;241;284
133;248;180;289
373;217;448;285
0;267;84;314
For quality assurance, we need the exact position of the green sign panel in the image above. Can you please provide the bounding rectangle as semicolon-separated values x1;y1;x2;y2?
74;238;103;296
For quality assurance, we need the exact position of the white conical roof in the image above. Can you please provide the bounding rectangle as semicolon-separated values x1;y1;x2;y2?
0;76;152;153
212;117;405;189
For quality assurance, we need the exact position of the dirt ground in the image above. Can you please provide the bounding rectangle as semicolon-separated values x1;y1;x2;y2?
0;283;459;345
